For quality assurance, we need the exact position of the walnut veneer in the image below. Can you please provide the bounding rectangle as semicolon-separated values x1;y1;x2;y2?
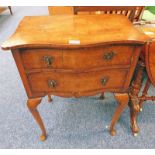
1;15;150;141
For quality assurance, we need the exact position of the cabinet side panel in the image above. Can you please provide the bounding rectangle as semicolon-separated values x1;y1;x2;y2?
123;46;141;89
11;49;33;98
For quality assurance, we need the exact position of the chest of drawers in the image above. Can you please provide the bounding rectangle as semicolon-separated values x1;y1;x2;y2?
1;15;149;141
18;45;140;98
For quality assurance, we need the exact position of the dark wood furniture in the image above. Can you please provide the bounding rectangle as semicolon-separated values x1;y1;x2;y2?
1;15;149;141
129;25;155;135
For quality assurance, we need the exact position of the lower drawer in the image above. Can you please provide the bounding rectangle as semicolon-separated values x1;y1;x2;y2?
27;69;128;93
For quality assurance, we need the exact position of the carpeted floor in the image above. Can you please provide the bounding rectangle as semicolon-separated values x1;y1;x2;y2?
0;6;155;149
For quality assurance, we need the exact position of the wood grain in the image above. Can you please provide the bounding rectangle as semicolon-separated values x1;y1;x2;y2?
20;49;63;70
1;15;149;50
27;69;128;95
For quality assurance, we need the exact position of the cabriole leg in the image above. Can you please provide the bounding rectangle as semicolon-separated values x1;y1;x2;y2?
27;98;47;141
109;93;129;136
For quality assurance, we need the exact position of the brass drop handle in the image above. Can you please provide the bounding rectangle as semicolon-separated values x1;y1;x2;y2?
48;80;57;88
103;51;115;60
43;56;53;66
101;77;109;86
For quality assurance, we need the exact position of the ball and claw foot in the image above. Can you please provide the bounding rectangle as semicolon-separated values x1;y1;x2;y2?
40;134;47;141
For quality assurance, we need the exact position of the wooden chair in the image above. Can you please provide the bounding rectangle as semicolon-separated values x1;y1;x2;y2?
73;6;138;22
134;6;144;21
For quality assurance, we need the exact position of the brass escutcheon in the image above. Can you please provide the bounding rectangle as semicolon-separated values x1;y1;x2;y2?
43;56;53;66
101;77;109;86
103;51;115;60
48;80;57;88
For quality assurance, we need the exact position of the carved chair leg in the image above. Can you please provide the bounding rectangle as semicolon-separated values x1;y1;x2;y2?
128;97;139;136
109;93;129;136
129;61;145;135
27;98;47;141
100;92;105;99
139;78;151;109
47;95;53;102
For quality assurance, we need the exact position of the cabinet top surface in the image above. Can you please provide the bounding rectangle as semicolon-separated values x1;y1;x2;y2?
1;14;150;50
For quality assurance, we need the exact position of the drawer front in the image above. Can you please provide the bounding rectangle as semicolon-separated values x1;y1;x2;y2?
62;45;135;69
27;69;128;93
21;45;134;70
20;49;63;69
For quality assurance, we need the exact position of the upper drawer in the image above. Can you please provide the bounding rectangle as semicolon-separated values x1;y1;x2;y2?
20;49;63;70
20;45;135;70
62;45;135;69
